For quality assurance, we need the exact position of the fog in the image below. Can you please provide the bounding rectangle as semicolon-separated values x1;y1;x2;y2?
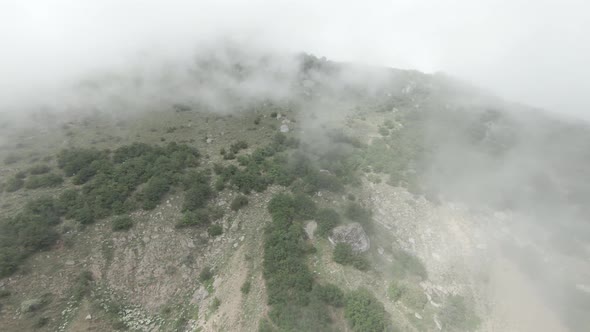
1;1;589;331
1;0;589;119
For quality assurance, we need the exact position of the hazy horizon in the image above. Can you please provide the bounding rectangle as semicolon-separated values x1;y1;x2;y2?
1;0;588;120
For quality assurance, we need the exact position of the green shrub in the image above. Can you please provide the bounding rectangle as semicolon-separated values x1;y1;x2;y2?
5;176;24;192
25;173;63;189
345;202;372;225
379;127;390;136
313;284;344;307
176;209;210;228
231;195;249;211
345;288;387;332
241;280;251;294
57;148;105;176
315;208;340;237
211;297;221;311
183;184;213;211
333;243;369;271
112;216;133;231
28;164;51;175
207;224;223;237
0;289;11;298
292;193;317;220
230;140;248;154
199;267;213;282
139;176;170;210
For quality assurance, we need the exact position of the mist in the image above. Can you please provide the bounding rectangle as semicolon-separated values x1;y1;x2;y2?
1;0;589;119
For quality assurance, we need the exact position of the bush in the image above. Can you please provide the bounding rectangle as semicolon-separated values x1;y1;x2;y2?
241;280;251;294
183;184;213;211
315;208;340;237
211;297;221;311
345;288;387;332
313;284;344;307
333;243;369;271
4;176;24;192
28;164;51;175
345;203;372;225
199;266;213;283
176;209;210;228
292;193;317;220
231;195;249;211
230;140;248;154
112;216;133;231
139;176;170;210
57;148;105;176
208;224;223;237
25;173;63;189
0;289;11;298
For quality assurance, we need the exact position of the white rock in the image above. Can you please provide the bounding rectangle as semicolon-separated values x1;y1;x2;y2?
85;314;92;320
206;138;213;144
280;124;289;133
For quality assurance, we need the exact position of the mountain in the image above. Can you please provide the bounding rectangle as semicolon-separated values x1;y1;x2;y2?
0;49;589;332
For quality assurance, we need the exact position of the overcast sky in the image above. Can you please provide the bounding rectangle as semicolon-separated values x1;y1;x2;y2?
1;0;588;119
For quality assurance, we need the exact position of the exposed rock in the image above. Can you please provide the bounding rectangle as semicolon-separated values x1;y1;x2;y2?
85;314;92;320
328;222;370;252
279;124;289;133
65;260;75;266
206;138;213;144
305;221;317;240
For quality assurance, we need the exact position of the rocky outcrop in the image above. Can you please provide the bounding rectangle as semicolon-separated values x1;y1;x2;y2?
328;222;370;252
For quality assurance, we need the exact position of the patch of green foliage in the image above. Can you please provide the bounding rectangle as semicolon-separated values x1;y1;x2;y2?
210;297;221;311
112;216;133;231
345;202;372;225
25;173;63;189
199;266;213;283
176;209;210;228
207;224;223;237
0;196;62;277
313;284;345;307
230;195;249;211
333;243;370;271
344;288;387;332
4;176;24;192
241;280;251;295
315;208;341;237
28;164;51;175
139;176;171;210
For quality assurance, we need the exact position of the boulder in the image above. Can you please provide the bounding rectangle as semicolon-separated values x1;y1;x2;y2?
328;222;370;252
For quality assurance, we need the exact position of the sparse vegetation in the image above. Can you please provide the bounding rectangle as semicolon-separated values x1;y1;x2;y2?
199;266;213;283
